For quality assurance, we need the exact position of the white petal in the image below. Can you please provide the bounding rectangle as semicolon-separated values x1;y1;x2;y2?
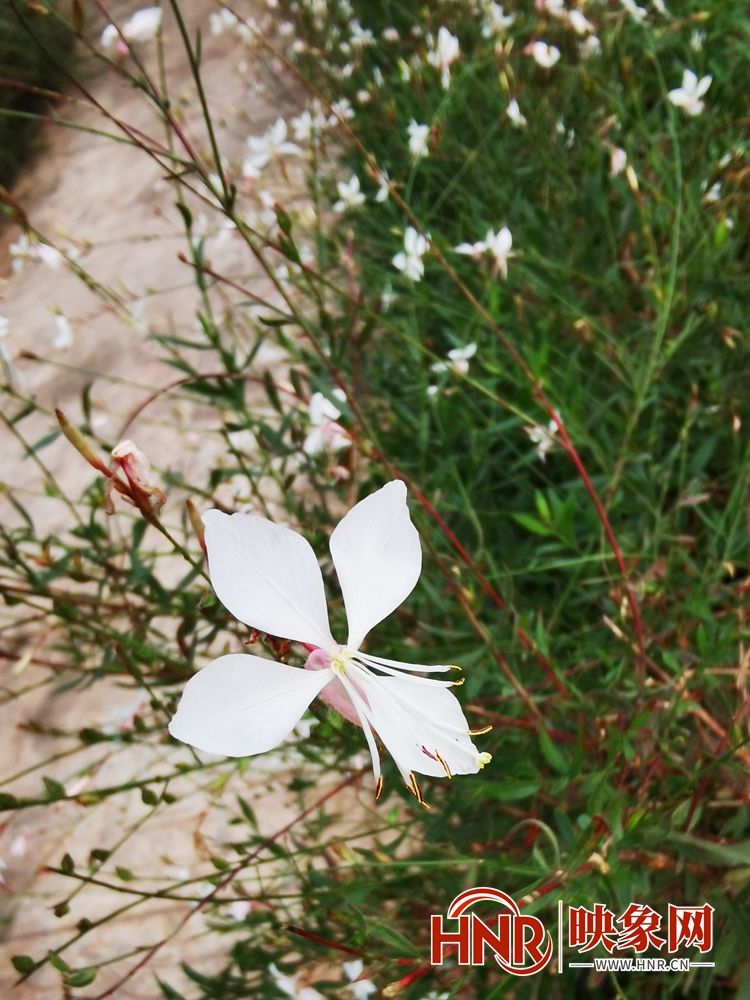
353;668;482;780
695;74;712;97
203;509;335;649
330;481;421;649
169;654;333;757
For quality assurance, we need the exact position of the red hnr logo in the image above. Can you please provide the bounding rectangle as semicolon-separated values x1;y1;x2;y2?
430;887;554;975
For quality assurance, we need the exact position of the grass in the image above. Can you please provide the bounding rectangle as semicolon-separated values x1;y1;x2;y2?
1;0;749;997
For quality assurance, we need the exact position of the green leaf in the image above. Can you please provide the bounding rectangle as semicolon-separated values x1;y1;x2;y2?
42;776;66;800
11;955;36;974
65;967;97;987
511;512;553;536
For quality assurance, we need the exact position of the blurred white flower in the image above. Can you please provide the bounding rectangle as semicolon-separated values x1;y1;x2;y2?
702;180;722;204
334;174;366;212
484;227;514;278
507;98;527;128
427;26;460;89
432;342;477;376
227;900;251;921
454;238;486;259
393;227;431;281
525;418;559;461
481;2;515;36
620;0;648;20
652;0;669;14
101;6;162;47
37;244;64;269
668;69;711;116
329;97;355;123
303;390;349;456
690;30;705;53
343;959;377;1000
580;34;602;58
268;963;324;1000
244;118;302;177
567;9;595;34
407;119;430;159
525;41;561;68
609;146;627;176
52;315;73;349
382;26;399;42
375;168;390;203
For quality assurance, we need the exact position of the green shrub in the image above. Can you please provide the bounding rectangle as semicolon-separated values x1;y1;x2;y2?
0;2;74;187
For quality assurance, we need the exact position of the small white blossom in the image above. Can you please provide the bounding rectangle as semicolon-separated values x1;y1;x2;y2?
343;959;377;1000
375;169;390;203
432;342;477;376
525;41;561;68
507;98;527;128
392;227;431;281
668;69;712;116
101;6;162;47
620;0;648;20
482;2;515;35
484;227;515;278
454;238;487;259
609;146;627;176
52;315;73;349
427;26;460;89
303;390;349;456
268;963;324;1000
580;34;602;58
525;418;559;461
243;118;302;177
407;119;431;159
690;30;705;53
334;174;366;212
567;9;595;35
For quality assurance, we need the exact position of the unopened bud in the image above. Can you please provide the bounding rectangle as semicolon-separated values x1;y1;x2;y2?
111;439;166;517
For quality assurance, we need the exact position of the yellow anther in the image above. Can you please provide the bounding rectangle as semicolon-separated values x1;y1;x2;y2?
468;724;493;736
477;752;493;769
435;750;452;779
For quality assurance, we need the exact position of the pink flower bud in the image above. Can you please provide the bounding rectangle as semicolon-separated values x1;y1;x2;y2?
111;439;165;517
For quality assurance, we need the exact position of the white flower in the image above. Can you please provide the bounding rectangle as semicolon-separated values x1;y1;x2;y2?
567;9;595;35
334;174;366;212
268;963;324;1000
620;0;648;20
481;2;515;36
52;315;73;349
652;0;669;14
375;169;390;203
329;97;355;123
343;959;377;1000
168;482;490;802
702;180;722;204
101;6;162;46
392;227;431;282
427;26;460;89
507;98;527;128
37;243;64;269
690;30;705;53
580;34;601;58
243;118;302;177
303;390;349;456
525;419;559;461
454;238;486;259
609;146;627;176
382;26;399;42
668;69;712;117
525;41;561;68
484;226;515;279
432;343;477;376
407;119;430;159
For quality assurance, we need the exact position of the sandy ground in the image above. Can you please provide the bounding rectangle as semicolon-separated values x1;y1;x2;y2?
0;4;374;996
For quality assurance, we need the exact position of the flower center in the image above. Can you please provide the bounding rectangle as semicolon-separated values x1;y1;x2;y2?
330;647;355;677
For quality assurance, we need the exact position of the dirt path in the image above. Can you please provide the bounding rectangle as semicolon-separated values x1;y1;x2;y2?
0;5;369;996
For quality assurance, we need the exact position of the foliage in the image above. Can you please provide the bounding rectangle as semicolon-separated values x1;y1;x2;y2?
0;1;74;188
